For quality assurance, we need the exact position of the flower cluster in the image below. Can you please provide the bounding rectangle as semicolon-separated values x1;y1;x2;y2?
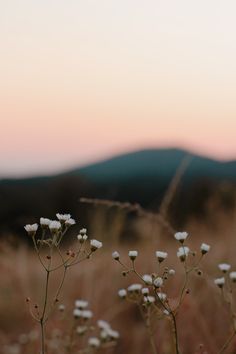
214;262;236;288
66;299;119;351
112;231;210;354
24;214;103;354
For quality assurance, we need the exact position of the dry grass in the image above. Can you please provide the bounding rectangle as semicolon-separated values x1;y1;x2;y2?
1;212;236;354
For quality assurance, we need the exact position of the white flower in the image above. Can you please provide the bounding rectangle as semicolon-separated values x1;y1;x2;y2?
127;284;142;292
49;220;61;232
230;272;236;282
128;250;138;260
79;228;87;235
56;213;71;221
88;337;100;348
163;309;170;316
142;274;153;285
65;218;76;226
107;328;119;339
214;277;225;287
73;309;82;318
141;288;149;295
174;232;189;243
218;263;231;273
24;224;38;235
97;320;111;330
153;277;163;288
76;326;87;335
157;292;167;301
81;310;93;319
118;289;127;298
201;243;210;254
40;218;51;226
177;246;190;261
112;251;120;261
75;300;88;309
169;269;175;275
90;239;103;251
101;328;120;340
58;304;65;312
155;251;168;262
144;296;155;304
77;234;88;243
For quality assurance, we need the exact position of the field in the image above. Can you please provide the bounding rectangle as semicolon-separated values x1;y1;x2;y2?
1;207;236;354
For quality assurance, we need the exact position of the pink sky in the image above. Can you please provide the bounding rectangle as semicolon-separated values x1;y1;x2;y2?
1;0;236;177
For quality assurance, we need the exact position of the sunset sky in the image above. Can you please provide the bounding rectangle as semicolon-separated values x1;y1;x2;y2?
1;0;236;177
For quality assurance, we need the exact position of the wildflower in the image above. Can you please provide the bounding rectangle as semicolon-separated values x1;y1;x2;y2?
79;228;87;235
169;269;175;275
142;288;149;295
73;308;82;318
76;326;87;335
88;337;100;348
108;329;119;339
157;292;167;301
49;221;61;233
24;224;38;236
127;284;142;293
142;274;153;285
77;234;88;243
155;251;168;262
101;328;120;340
118;289;127;298
65;218;76;226
214;277;225;288
40;218;51;227
58;304;65;312
90;239;103;252
218;263;231;273
97;320;111;330
128;250;138;261
75;300;88;309
81;310;93;320
230;272;236;282
163;309;169;316
144;296;155;304
200;243;210;255
56;213;71;222
112;251;120;261
177;246;190;261
153;277;163;288
174;231;189;243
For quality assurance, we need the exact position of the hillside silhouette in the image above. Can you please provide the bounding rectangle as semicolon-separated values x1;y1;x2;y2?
1;148;236;239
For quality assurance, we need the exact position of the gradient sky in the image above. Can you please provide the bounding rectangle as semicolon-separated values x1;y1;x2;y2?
1;0;236;177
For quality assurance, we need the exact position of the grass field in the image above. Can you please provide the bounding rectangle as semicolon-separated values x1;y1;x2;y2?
1;208;236;354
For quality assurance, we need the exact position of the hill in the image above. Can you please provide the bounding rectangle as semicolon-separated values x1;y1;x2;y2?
1;148;236;238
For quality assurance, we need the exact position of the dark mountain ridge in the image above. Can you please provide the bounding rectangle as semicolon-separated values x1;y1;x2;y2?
1;148;236;238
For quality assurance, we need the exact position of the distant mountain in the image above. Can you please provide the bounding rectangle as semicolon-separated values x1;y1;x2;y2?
1;148;236;238
68;148;236;183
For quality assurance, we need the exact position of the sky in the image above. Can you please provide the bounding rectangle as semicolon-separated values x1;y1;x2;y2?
1;0;236;177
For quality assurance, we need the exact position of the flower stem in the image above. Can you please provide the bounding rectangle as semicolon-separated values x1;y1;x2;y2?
171;313;180;354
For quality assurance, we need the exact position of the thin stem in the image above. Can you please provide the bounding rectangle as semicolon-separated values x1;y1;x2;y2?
41;271;50;321
45;266;68;322
146;307;158;354
40;320;45;354
171;312;180;354
40;270;50;353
